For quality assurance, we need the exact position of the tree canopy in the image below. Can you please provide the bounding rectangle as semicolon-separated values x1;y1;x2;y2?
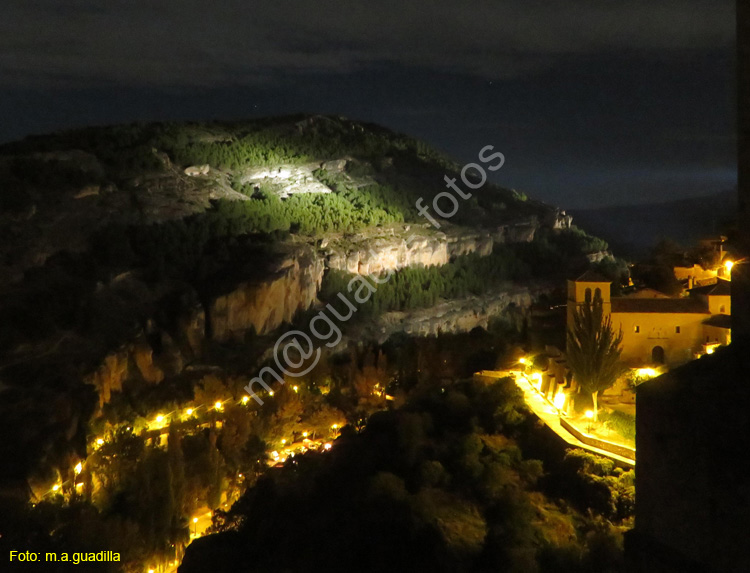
566;297;624;419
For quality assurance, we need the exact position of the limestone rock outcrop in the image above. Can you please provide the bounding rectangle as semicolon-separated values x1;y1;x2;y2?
239;164;332;198
85;348;130;409
325;229;494;276
208;247;325;341
493;219;539;244
184;164;210;176
376;288;534;339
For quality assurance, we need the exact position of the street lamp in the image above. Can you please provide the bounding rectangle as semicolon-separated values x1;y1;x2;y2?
553;392;565;414
585;410;594;433
193;517;198;536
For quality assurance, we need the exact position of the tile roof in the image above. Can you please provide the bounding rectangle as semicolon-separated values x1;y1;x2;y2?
611;297;710;314
574;270;611;283
703;314;732;329
688;279;732;297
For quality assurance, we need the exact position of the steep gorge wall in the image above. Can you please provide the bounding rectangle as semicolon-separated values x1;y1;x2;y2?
325;229;494;275
83;218;557;405
374;287;535;340
206;229;499;342
208;248;325;342
84;312;204;409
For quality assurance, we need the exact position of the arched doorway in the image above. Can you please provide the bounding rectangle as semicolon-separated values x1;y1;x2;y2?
652;346;665;364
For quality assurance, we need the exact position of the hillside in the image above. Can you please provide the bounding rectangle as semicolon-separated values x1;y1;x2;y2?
0;115;617;573
571;190;736;258
0;115;606;380
0;114;562;286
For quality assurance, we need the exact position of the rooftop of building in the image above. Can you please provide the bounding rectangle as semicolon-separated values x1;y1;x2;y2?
688;278;732;297
611;297;710;314
703;314;732;329
573;270;611;283
622;288;671;299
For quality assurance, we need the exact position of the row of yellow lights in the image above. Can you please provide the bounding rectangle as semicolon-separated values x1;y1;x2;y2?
151;395;259;427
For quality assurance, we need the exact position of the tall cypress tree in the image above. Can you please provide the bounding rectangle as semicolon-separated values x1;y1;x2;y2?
566;297;624;421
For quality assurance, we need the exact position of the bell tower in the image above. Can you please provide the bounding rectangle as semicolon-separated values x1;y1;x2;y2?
566;270;612;335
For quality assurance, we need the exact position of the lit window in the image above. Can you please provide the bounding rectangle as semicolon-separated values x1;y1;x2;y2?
634;325;640;333
675;326;681;334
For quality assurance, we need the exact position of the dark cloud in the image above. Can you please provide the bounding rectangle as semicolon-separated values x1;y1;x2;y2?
1;0;734;88
0;1;736;208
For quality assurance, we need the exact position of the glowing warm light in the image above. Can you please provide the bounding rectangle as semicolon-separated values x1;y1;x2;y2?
241;396;249;405
52;484;60;492
302;431;308;438
519;358;526;364
331;424;338;429
74;462;82;475
149;569;155;573
281;439;286;445
706;346;715;354
214;401;223;410
553;393;565;410
293;385;299;392
324;443;332;450
269;390;274;396
186;408;194;416
531;372;542;382
75;482;83;489
193;517;198;524
637;368;657;379
96;438;104;446
155;414;164;423
585;410;594;420
725;260;734;272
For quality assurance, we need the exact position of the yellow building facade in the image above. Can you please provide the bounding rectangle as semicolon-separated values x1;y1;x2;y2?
567;272;731;369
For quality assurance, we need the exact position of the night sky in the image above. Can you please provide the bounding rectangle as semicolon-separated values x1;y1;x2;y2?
1;1;736;208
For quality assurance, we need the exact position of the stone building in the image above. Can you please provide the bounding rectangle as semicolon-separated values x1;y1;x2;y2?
567;271;731;370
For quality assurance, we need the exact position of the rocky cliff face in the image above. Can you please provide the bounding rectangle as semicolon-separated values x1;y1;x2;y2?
84;330;186;409
208;247;325;342
204;222;540;341
493;219;539;244
324;227;494;275
373;287;535;340
85;307;205;409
